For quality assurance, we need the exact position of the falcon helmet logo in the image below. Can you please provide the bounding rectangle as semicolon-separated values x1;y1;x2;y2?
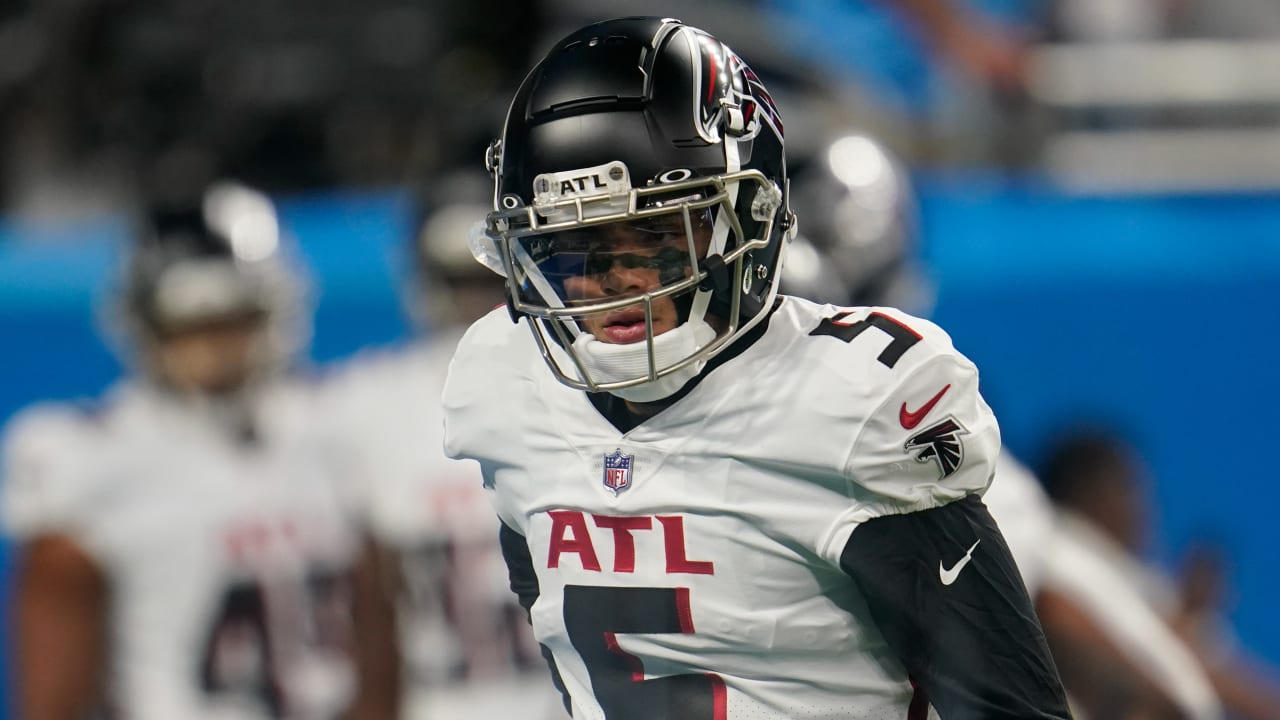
904;417;968;478
602;449;635;495
685;26;783;143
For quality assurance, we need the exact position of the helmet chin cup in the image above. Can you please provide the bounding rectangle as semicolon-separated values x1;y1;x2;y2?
571;317;718;402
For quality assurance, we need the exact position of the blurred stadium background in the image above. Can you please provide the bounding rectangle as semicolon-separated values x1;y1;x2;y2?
2;0;1279;715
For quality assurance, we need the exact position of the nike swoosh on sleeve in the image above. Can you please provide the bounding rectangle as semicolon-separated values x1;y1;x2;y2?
939;539;980;585
899;384;951;430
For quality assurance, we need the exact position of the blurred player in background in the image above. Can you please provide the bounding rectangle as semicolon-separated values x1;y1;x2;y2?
1035;430;1220;719
445;16;1070;718
1035;430;1280;720
780;131;1056;595
318;170;564;719
779;132;1273;719
1;182;398;720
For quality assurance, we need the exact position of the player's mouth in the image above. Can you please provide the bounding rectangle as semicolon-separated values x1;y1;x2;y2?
600;310;649;344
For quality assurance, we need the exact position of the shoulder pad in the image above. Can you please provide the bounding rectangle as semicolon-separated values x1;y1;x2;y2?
442;308;536;462
843;347;1000;518
1;402;108;539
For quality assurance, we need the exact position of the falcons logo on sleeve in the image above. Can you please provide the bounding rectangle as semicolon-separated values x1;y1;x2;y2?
904;417;967;478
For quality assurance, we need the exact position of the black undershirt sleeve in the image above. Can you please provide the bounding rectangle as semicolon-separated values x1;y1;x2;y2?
499;521;573;717
840;494;1073;720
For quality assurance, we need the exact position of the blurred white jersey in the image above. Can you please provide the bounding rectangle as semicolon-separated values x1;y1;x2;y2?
1040;510;1222;720
1;382;364;720
984;452;1054;595
319;334;563;720
444;298;1003;719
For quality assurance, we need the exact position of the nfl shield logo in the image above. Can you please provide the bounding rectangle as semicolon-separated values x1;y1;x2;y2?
602;449;635;495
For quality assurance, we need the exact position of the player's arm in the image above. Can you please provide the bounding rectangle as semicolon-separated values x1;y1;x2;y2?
827;328;1070;718
499;521;573;716
840;495;1072;718
346;534;401;720
13;533;109;720
1035;588;1194;719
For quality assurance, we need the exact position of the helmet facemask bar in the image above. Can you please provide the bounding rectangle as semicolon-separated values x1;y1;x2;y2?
486;169;778;394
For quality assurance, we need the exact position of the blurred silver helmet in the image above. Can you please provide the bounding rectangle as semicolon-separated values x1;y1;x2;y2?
782;133;932;315
111;180;310;392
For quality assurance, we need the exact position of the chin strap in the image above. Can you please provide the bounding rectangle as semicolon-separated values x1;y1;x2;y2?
571;317;718;402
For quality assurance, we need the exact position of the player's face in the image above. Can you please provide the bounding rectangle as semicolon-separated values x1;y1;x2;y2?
149;314;268;395
557;215;713;344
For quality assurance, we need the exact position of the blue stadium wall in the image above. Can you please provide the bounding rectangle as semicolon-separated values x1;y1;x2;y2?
1;181;1277;714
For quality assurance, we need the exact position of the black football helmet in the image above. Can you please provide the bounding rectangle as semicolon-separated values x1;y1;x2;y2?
115;181;308;390
478;16;795;400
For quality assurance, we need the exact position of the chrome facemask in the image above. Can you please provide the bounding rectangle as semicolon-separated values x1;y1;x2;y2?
481;161;783;398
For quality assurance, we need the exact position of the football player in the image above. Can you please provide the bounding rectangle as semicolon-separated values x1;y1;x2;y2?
1;182;398;720
317;170;565;719
443;16;1071;719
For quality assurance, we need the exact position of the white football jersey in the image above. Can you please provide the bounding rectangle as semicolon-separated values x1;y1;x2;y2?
319;334;563;720
1;381;364;720
443;297;1001;720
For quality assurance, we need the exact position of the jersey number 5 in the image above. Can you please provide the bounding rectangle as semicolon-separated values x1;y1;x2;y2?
564;585;726;720
810;311;922;368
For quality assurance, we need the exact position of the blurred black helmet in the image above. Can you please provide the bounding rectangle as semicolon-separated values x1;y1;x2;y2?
115;181;309;385
478;16;795;400
406;169;506;330
782;133;933;315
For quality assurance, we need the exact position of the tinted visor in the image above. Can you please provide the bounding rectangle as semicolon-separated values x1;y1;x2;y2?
512;206;713;309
